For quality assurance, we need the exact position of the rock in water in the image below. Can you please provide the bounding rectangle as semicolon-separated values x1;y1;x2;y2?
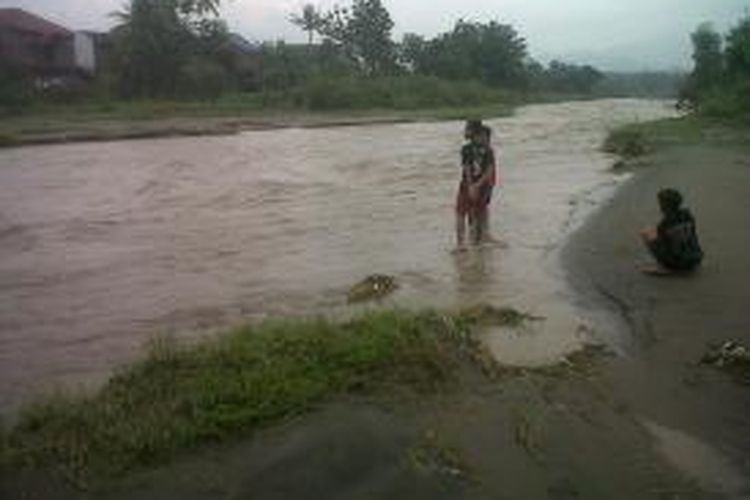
347;275;398;303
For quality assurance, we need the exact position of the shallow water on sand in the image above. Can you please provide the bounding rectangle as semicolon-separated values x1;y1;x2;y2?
0;99;677;412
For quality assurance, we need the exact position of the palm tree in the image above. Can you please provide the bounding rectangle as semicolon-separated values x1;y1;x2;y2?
290;4;321;45
174;0;220;16
108;0;222;97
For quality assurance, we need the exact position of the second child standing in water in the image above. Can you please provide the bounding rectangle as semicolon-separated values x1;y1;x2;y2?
477;125;497;240
455;120;497;250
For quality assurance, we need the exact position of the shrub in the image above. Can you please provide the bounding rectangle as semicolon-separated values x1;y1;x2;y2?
178;58;232;100
0;64;32;114
603;126;650;158
291;75;510;111
699;78;750;122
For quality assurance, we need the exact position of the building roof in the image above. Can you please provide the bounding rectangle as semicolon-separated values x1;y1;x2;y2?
228;33;259;54
0;8;72;38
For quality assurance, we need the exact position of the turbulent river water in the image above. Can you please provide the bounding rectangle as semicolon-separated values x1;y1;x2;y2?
0;99;678;412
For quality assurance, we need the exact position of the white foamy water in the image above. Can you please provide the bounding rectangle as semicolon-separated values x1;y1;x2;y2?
0;99;677;412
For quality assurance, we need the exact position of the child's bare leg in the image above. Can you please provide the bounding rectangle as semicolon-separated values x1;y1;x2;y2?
468;210;479;244
456;211;467;248
475;206;489;243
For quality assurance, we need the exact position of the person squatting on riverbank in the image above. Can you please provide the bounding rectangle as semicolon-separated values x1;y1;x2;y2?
640;188;704;273
455;120;497;249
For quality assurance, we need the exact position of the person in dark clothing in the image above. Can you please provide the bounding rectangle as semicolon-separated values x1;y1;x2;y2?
640;188;704;272
455;120;496;249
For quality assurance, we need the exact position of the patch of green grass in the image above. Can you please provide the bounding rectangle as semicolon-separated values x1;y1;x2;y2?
0;131;19;147
3;76;520;130
604;115;750;161
3;310;494;487
698;79;750;124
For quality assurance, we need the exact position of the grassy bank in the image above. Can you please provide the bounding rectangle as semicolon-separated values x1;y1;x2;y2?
0;75;613;148
2;309;517;488
603;114;750;164
0;101;516;149
0;76;526;148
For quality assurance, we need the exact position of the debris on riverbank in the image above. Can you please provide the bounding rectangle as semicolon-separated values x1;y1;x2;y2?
458;304;543;328
347;275;399;303
701;341;750;385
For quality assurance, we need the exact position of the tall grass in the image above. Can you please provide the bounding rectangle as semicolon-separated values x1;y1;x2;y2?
6;75;516;121
3;309;496;486
699;79;750;123
602;126;650;158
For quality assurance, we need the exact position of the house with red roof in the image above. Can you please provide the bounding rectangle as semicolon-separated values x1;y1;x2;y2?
0;8;99;86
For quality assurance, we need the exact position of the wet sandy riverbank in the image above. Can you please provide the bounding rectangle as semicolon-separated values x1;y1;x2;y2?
562;142;750;498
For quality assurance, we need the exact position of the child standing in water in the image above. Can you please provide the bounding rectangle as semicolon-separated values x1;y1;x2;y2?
640;188;703;273
455;120;496;249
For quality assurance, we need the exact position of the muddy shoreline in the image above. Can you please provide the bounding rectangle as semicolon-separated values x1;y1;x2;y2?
562;141;750;497
0;116;421;148
0;107;512;149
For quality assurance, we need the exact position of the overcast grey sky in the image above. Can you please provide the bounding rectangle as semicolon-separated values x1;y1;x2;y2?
2;0;748;70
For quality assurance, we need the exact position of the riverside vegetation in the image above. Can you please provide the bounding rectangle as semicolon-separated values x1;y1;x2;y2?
604;13;750;163
0;306;610;491
0;0;682;147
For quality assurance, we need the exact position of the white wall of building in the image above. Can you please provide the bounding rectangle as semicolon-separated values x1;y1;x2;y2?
74;31;96;74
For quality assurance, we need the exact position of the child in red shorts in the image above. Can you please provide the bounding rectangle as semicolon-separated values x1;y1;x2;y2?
455;121;496;249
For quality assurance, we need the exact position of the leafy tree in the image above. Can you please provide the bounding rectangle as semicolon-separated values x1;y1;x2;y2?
413;20;528;88
289;4;322;46
111;0;190;97
110;0;225;98
318;0;396;76
688;23;724;94
259;41;311;91
347;0;396;75
543;60;603;93
399;33;427;70
523;57;546;89
725;15;750;78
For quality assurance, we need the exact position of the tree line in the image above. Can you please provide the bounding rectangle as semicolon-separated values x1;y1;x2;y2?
683;15;750;119
282;1;603;93
3;0;696;109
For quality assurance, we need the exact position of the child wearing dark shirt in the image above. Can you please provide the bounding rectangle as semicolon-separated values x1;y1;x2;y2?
455;121;496;249
640;188;704;272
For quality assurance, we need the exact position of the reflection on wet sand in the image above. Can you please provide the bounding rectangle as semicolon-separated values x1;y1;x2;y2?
452;245;497;299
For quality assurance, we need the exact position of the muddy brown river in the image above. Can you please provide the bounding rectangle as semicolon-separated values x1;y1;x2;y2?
0;100;677;413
